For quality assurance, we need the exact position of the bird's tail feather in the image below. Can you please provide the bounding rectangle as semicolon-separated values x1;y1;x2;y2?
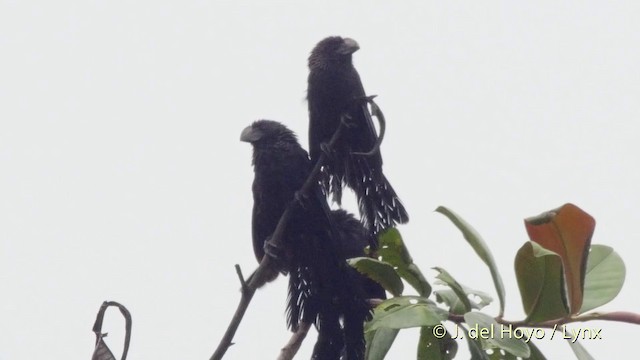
312;311;343;360
351;160;409;239
286;267;314;331
342;297;370;360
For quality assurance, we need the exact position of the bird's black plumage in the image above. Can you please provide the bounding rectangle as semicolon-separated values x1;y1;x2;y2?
307;36;409;241
241;120;382;360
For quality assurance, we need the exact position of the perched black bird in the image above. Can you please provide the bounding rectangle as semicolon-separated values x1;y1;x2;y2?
307;36;409;241
241;120;382;359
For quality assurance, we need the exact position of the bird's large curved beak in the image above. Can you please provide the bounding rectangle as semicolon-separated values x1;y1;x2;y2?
338;38;360;55
240;125;262;143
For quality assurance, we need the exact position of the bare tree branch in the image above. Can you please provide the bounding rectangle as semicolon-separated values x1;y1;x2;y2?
277;322;312;360
351;95;386;157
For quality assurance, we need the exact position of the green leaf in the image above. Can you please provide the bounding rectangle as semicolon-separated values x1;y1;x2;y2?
524;203;595;314
433;267;472;313
365;327;398;360
434;287;493;315
417;326;458;360
418;326;443;360
377;228;431;297
580;245;626;313
567;340;595;360
514;241;570;322
463;312;530;358
434;290;469;315
348;257;404;297
464;324;490;360
436;206;505;316
488;349;518;359
365;296;448;332
527;341;548;360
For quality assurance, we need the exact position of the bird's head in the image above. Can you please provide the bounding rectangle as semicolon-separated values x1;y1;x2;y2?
308;36;360;70
240;120;298;149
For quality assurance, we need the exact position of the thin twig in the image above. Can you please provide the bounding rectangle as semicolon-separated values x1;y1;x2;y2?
351;96;386;157
234;265;248;293
367;298;385;307
209;116;351;360
277;322;312;360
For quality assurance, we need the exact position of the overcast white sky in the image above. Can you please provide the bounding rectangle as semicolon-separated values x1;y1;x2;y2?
1;1;639;359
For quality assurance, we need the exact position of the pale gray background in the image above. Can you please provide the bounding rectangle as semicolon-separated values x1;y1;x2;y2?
1;1;638;359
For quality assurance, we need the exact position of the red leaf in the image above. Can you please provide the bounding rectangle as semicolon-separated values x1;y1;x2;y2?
524;203;595;314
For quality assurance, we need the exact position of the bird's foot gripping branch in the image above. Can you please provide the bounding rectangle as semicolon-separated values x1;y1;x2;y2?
349;203;638;359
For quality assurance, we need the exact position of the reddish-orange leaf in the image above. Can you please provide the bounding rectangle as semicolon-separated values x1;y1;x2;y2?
524;203;595;314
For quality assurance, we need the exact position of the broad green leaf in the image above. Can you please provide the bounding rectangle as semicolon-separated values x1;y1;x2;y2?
434;287;493;315
462;324;490;360
515;241;570;322
436;206;505;316
567;340;595;360
527;341;548;359
524;203;595;313
580;245;626;313
365;327;398;360
418;326;443;360
377;228;431;297
463;312;530;358
417;326;457;360
488;349;518;359
432;267;472;313
365;296;447;332
433;290;468;315
348;257;404;297
482;342;547;360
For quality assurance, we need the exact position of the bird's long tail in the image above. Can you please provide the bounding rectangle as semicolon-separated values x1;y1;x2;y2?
352;166;409;240
312;311;343;360
342;297;370;360
310;288;370;360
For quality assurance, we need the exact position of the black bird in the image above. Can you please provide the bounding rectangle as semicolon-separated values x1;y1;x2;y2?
307;36;409;241
241;120;382;359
